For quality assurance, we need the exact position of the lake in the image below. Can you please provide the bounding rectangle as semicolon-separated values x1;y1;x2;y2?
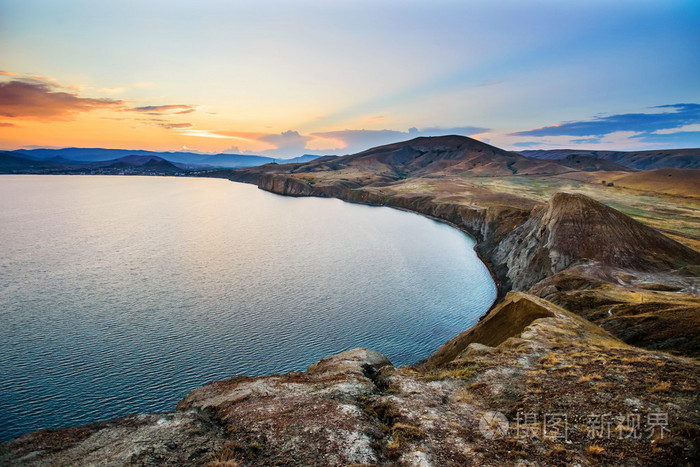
0;175;496;442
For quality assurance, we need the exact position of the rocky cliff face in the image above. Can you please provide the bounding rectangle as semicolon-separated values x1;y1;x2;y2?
493;192;700;291
257;173;316;196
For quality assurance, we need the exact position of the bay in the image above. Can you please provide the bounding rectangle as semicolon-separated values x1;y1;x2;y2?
0;175;496;441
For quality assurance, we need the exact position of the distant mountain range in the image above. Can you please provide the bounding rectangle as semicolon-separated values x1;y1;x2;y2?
3;142;698;175
0;148;323;174
518;148;700;170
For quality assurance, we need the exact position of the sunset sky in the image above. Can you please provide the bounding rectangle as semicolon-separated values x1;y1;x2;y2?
1;0;699;157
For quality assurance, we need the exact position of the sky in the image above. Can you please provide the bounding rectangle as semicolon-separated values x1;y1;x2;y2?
1;0;699;157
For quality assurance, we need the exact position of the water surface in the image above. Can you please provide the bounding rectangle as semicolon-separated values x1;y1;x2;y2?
0;175;496;441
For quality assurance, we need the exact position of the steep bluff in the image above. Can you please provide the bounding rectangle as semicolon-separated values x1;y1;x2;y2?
493;192;700;291
257;173;315;196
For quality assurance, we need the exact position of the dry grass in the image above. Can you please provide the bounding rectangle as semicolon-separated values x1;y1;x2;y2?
207;461;241;467
586;445;606;456
385;423;425;459
424;365;478;381
453;387;478;404
650;381;672;393
210;440;243;465
391;423;425;443
578;374;603;383
539;352;566;368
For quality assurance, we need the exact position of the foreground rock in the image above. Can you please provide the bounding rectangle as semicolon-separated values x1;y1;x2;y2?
2;294;698;466
0;412;226;466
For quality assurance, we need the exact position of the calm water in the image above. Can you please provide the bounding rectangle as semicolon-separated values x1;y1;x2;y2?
0;175;496;442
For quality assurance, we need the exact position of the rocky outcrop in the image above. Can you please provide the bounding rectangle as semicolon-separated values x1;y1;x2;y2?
4;296;698;466
0;411;227;466
493;192;700;291
257;173;315;196
424;292;559;369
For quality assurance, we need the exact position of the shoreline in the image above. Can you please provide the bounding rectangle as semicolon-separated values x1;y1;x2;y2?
0;173;499;443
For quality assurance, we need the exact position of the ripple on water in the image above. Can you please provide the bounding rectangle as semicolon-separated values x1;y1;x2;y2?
0;175;496;442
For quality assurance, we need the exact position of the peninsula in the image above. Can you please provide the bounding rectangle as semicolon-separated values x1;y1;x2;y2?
2;136;699;466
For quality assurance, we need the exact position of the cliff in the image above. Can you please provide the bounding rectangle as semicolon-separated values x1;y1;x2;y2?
493;192;700;291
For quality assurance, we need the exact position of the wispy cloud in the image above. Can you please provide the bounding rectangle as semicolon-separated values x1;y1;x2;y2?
511;104;700;137
129;104;196;115
653;123;700;135
98;87;126;95
0;79;124;120
0;122;17;127
179;129;252;140
508;103;700;149
23;75;81;91
158;122;193;130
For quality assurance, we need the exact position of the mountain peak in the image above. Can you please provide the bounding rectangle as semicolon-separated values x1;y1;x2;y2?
298;134;572;179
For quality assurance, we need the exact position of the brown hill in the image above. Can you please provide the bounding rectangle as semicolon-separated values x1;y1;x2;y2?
494;192;700;291
294;135;572;181
556;154;634;172
520;148;700;170
611;168;700;198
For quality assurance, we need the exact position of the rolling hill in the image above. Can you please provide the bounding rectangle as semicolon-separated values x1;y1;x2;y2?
519;148;700;170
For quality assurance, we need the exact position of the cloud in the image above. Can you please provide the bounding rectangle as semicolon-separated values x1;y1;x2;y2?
571;137;601;144
632;131;700;145
506;103;700;149
653;123;700;135
0;80;124;120
158;122;193;130
222;146;244;154
258;130;311;154
0;71;18;77
511;104;700;137
99;87;126;95
179;129;252;140
129;104;196;115
23;75;81;91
